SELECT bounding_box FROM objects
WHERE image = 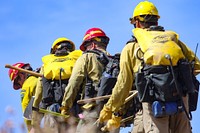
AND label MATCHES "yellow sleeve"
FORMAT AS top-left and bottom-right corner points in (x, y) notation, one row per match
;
(62, 52), (104, 109)
(32, 68), (43, 108)
(61, 55), (86, 108)
(31, 67), (43, 126)
(106, 42), (140, 112)
(21, 76), (37, 112)
(178, 40), (200, 71)
(20, 76), (37, 132)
